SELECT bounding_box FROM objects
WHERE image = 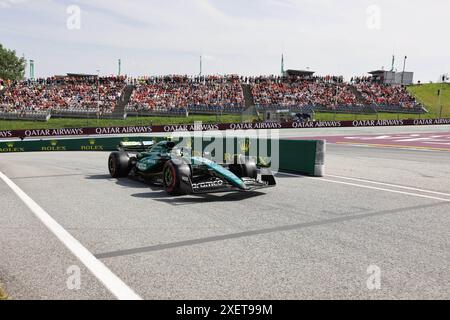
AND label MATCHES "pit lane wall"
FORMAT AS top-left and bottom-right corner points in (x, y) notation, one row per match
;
(0, 137), (325, 177)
